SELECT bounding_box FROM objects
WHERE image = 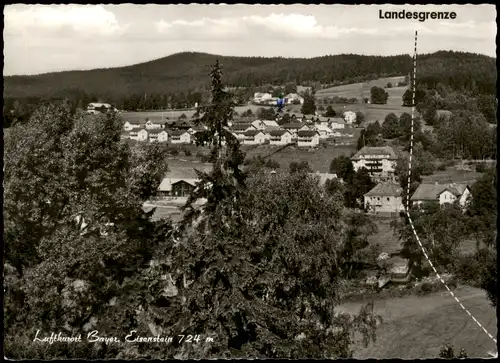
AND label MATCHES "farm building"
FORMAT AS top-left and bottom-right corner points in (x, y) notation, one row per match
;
(297, 130), (320, 147)
(330, 117), (346, 130)
(269, 129), (293, 146)
(86, 102), (116, 114)
(168, 130), (191, 144)
(243, 130), (269, 145)
(232, 123), (257, 140)
(410, 182), (471, 207)
(164, 120), (192, 130)
(157, 177), (199, 198)
(351, 146), (397, 181)
(148, 129), (169, 143)
(251, 119), (267, 130)
(253, 92), (273, 103)
(129, 128), (149, 141)
(364, 182), (404, 214)
(284, 93), (304, 104)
